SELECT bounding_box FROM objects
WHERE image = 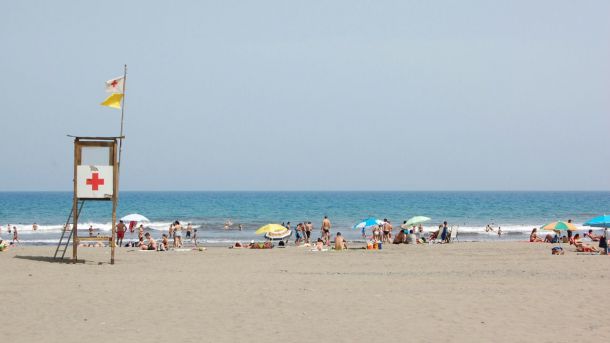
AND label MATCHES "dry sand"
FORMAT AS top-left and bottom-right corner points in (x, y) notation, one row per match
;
(1, 242), (609, 343)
